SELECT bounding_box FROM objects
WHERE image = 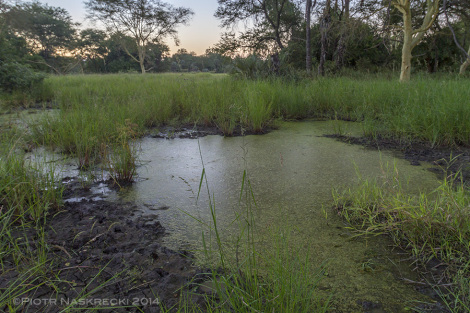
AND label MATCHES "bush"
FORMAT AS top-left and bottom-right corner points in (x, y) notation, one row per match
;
(0, 61), (45, 93)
